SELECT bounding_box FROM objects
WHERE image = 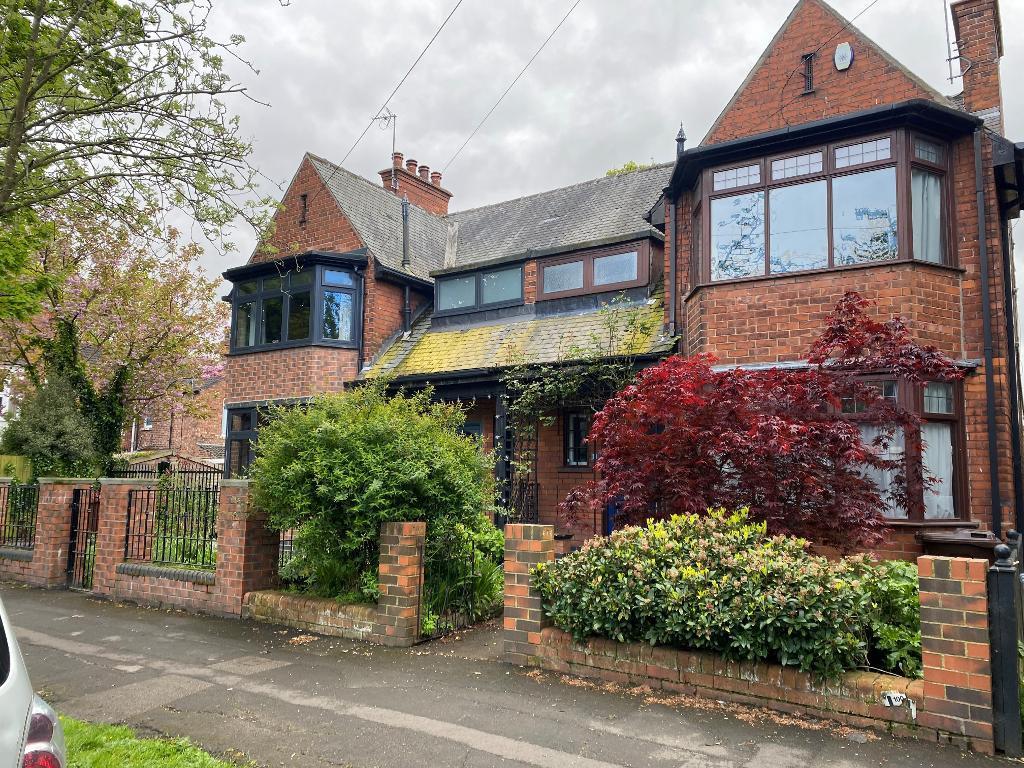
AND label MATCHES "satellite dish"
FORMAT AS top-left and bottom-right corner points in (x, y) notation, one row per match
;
(834, 42), (854, 71)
